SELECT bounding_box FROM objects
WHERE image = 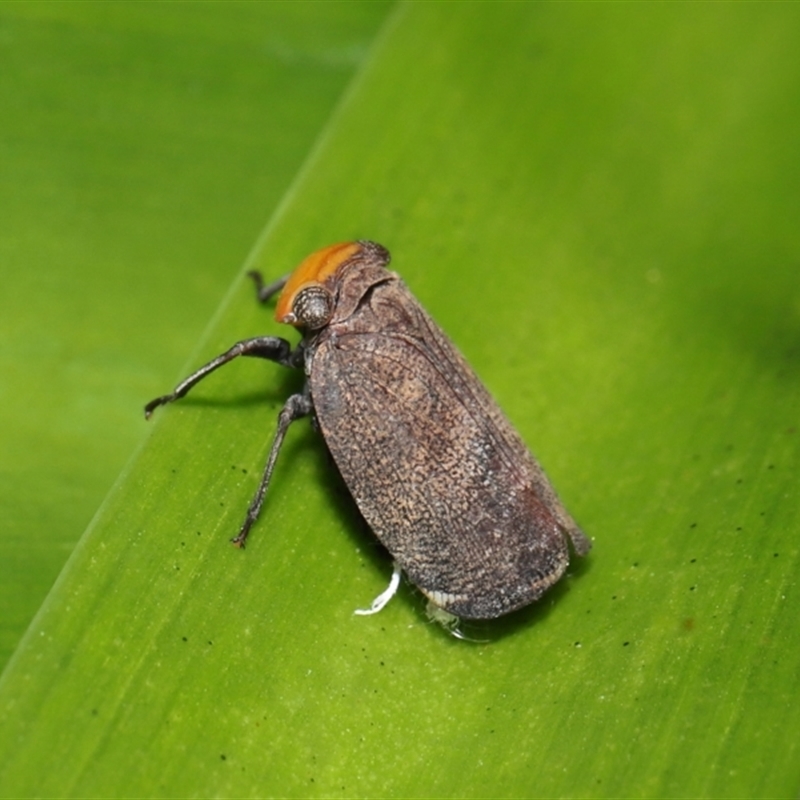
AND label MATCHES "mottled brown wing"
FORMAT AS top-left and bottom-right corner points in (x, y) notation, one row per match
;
(310, 277), (587, 619)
